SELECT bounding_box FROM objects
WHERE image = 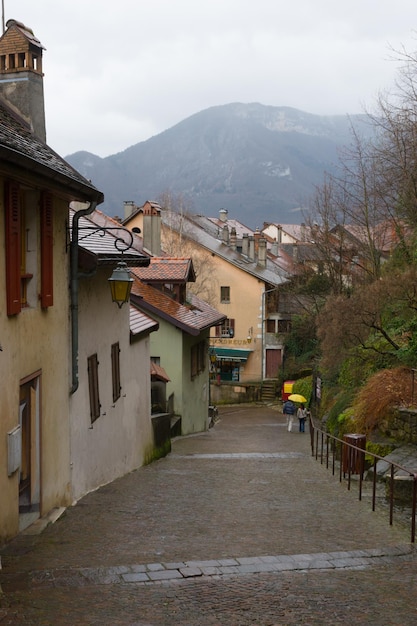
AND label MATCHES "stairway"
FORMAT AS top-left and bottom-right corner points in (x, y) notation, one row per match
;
(261, 380), (277, 403)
